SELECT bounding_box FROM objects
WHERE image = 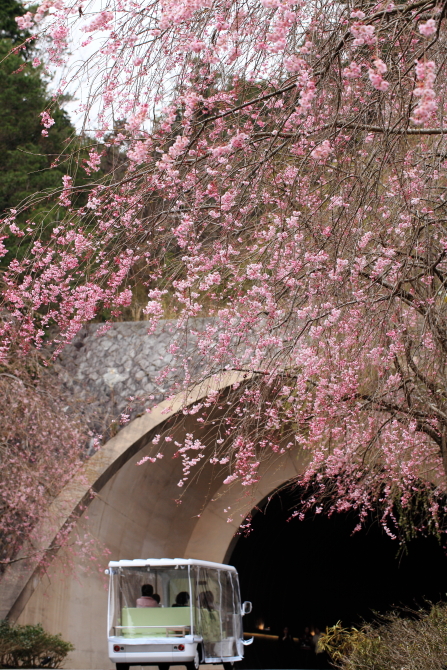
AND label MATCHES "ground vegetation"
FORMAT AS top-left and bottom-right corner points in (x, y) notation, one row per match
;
(319, 603), (447, 670)
(0, 619), (74, 668)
